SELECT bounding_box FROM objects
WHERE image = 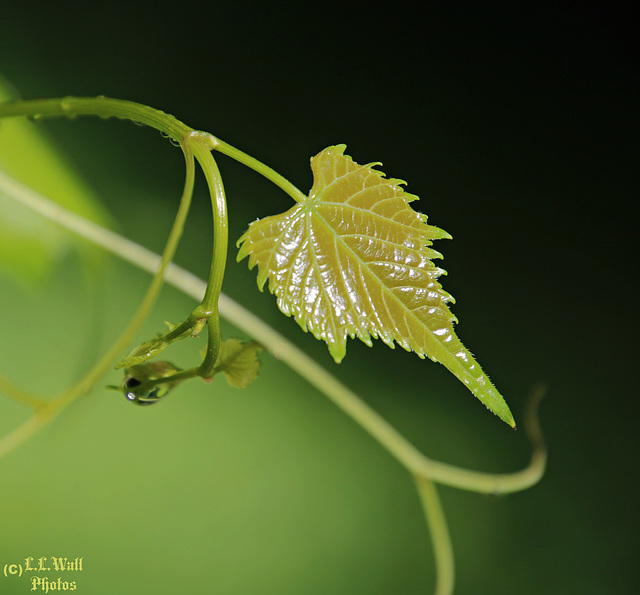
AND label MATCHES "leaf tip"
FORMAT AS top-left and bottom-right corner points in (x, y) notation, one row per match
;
(505, 411), (517, 429)
(328, 341), (347, 364)
(480, 385), (516, 428)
